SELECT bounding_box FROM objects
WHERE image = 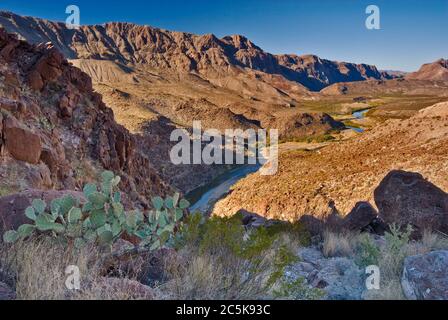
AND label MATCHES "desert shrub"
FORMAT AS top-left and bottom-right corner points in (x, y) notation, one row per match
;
(382, 224), (413, 276)
(165, 213), (301, 300)
(273, 277), (325, 300)
(0, 185), (18, 197)
(3, 171), (189, 253)
(198, 215), (246, 255)
(175, 211), (204, 248)
(385, 224), (412, 254)
(363, 224), (413, 300)
(267, 244), (299, 287)
(307, 134), (336, 143)
(38, 116), (55, 131)
(264, 222), (311, 247)
(355, 233), (380, 267)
